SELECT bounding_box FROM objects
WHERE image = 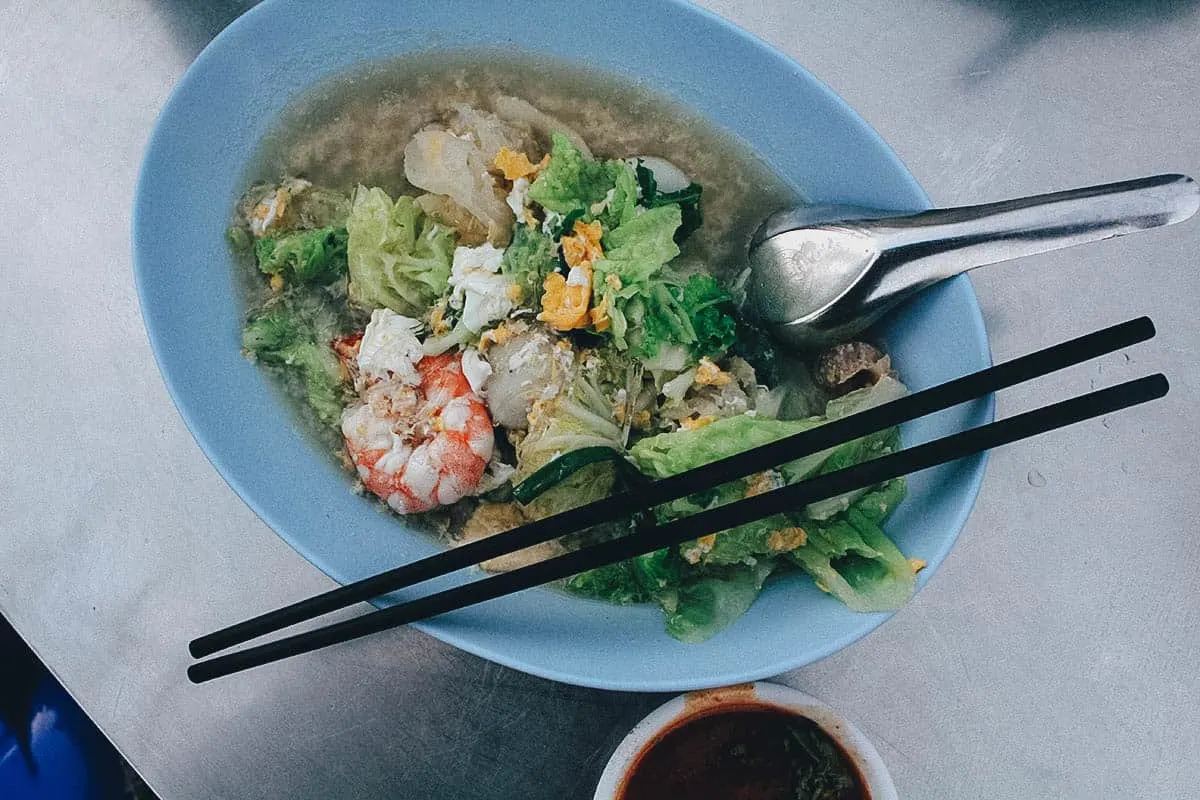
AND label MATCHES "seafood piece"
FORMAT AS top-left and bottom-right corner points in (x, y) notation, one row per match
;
(340, 312), (495, 513)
